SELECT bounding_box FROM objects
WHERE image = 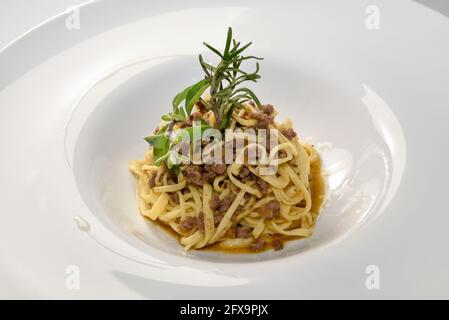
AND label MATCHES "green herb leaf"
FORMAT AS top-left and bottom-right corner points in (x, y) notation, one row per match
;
(144, 133), (167, 148)
(184, 79), (210, 115)
(172, 124), (211, 145)
(202, 42), (223, 58)
(167, 27), (263, 131)
(144, 133), (170, 166)
(223, 27), (233, 58)
(161, 114), (172, 121)
(172, 85), (193, 111)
